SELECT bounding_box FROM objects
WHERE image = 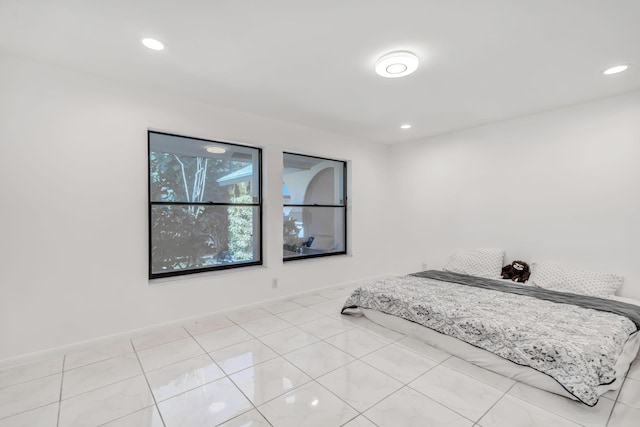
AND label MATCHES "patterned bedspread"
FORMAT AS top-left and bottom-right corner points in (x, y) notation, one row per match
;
(342, 274), (638, 406)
